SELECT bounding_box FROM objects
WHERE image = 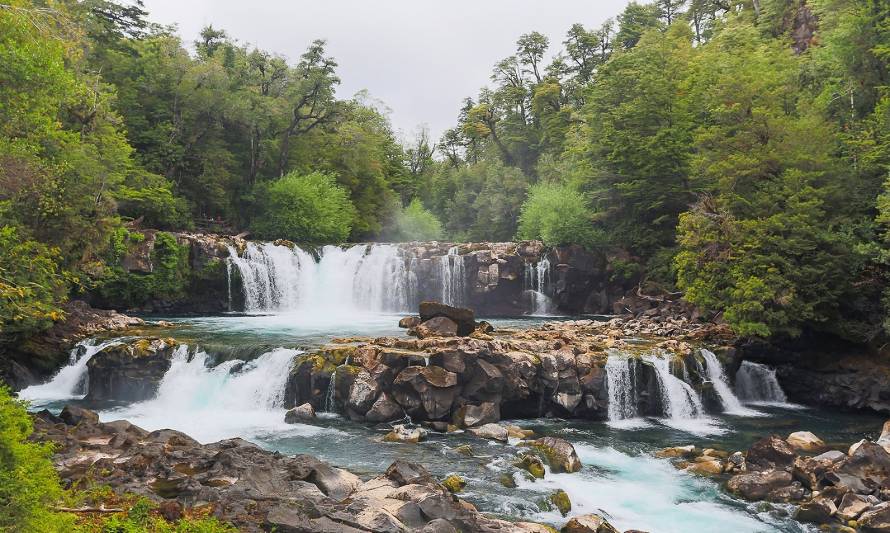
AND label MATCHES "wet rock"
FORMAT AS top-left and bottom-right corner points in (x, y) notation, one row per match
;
(366, 392), (403, 422)
(414, 317), (459, 339)
(530, 437), (582, 473)
(346, 369), (381, 413)
(515, 453), (546, 479)
(655, 445), (697, 459)
(453, 402), (500, 428)
(383, 424), (427, 444)
(837, 441), (890, 482)
(745, 435), (796, 471)
(385, 460), (435, 486)
(795, 496), (837, 524)
(399, 316), (422, 329)
(766, 481), (806, 503)
(786, 431), (826, 453)
(686, 459), (724, 476)
(85, 338), (178, 402)
(419, 301), (475, 336)
(284, 403), (316, 423)
(859, 502), (890, 531)
(727, 470), (793, 500)
(59, 405), (99, 426)
(792, 450), (847, 490)
(561, 514), (620, 533)
(550, 489), (572, 517)
(468, 423), (509, 442)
